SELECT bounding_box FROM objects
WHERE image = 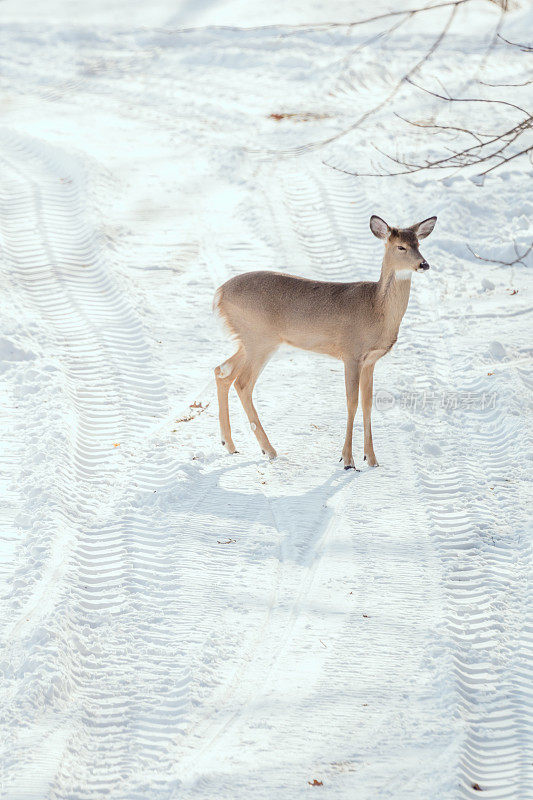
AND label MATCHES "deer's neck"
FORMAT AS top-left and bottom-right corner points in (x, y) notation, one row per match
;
(376, 260), (412, 335)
